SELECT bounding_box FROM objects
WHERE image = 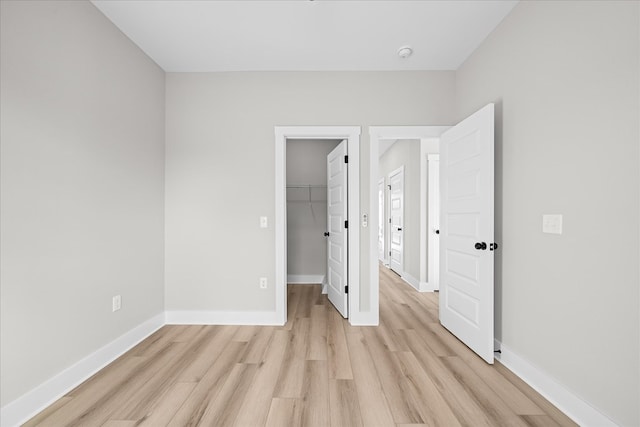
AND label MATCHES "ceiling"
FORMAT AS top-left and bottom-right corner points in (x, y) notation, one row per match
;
(91, 0), (518, 72)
